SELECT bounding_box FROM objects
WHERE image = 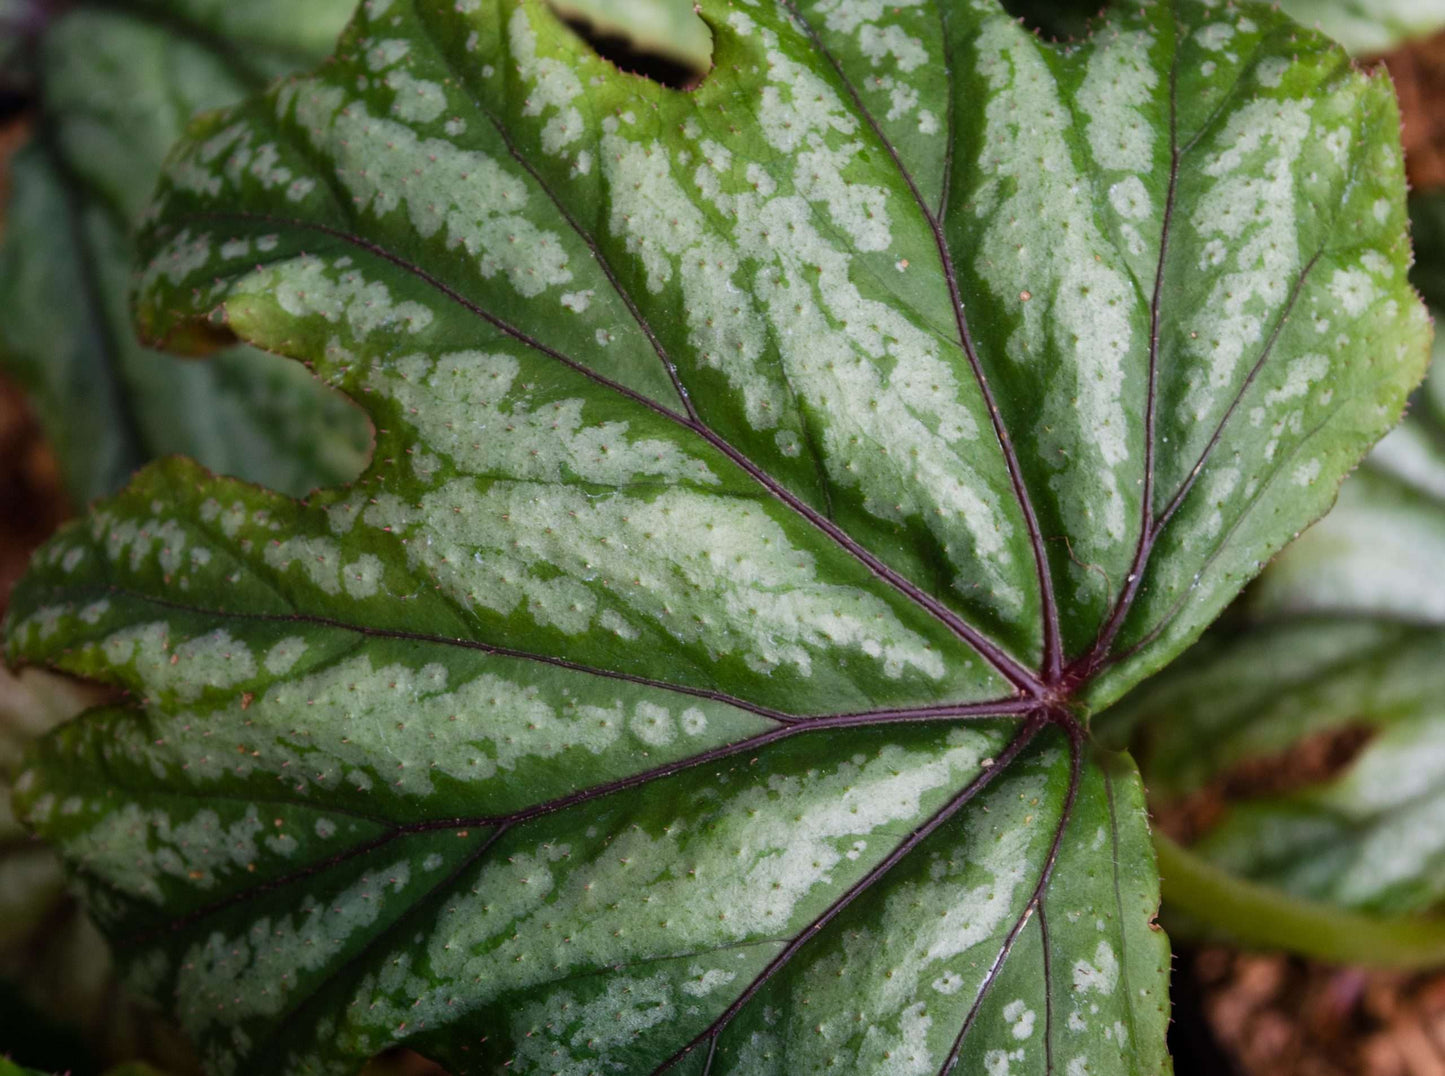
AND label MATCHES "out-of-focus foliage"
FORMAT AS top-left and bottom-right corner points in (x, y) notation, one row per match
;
(0, 0), (371, 506)
(1276, 0), (1445, 54)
